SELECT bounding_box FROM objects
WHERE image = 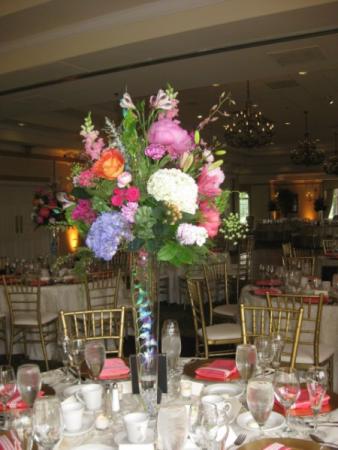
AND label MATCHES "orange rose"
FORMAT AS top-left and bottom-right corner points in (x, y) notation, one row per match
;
(92, 148), (124, 180)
